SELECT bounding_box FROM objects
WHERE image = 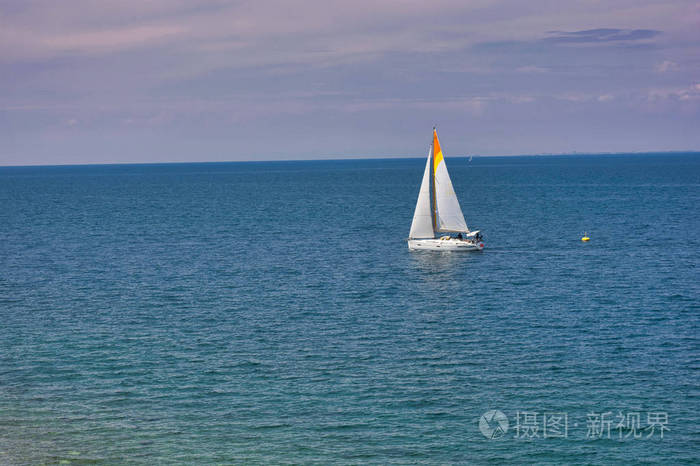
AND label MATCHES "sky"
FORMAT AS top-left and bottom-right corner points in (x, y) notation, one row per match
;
(1, 0), (699, 165)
